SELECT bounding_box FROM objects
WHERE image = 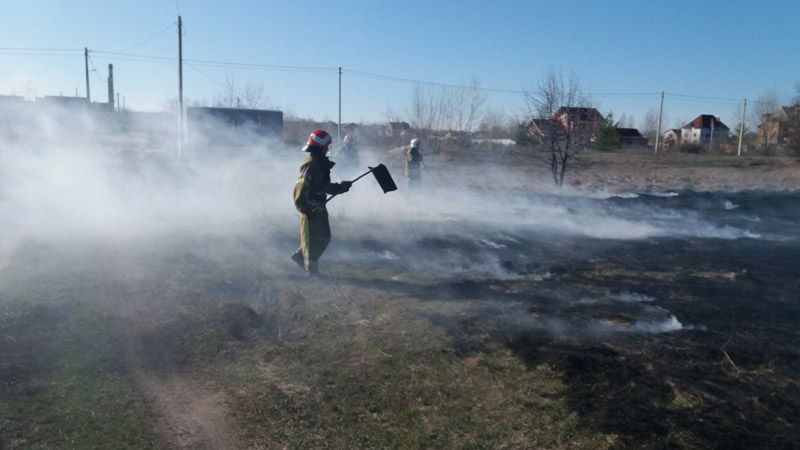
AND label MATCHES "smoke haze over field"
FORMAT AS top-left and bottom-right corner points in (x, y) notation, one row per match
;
(3, 108), (799, 344)
(0, 108), (789, 253)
